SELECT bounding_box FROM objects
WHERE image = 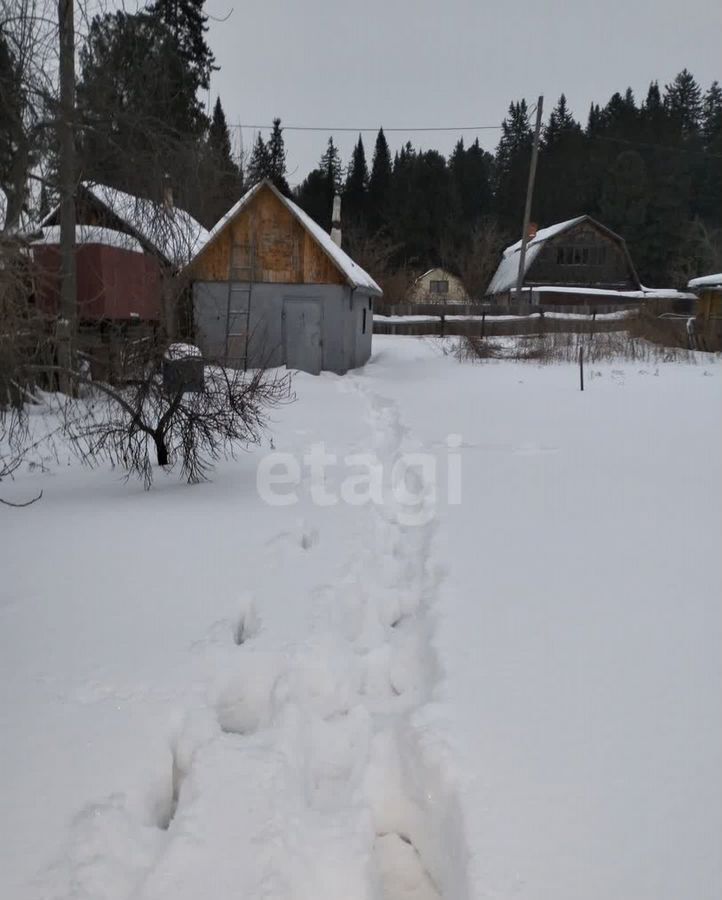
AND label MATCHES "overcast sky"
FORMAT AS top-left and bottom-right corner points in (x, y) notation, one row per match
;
(203, 0), (721, 187)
